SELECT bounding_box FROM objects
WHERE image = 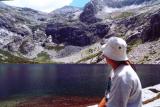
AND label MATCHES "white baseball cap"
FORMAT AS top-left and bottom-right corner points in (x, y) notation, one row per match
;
(101, 37), (128, 61)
